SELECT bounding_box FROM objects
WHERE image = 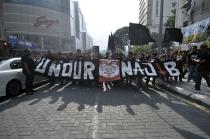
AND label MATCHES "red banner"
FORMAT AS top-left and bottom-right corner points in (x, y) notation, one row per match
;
(99, 59), (121, 82)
